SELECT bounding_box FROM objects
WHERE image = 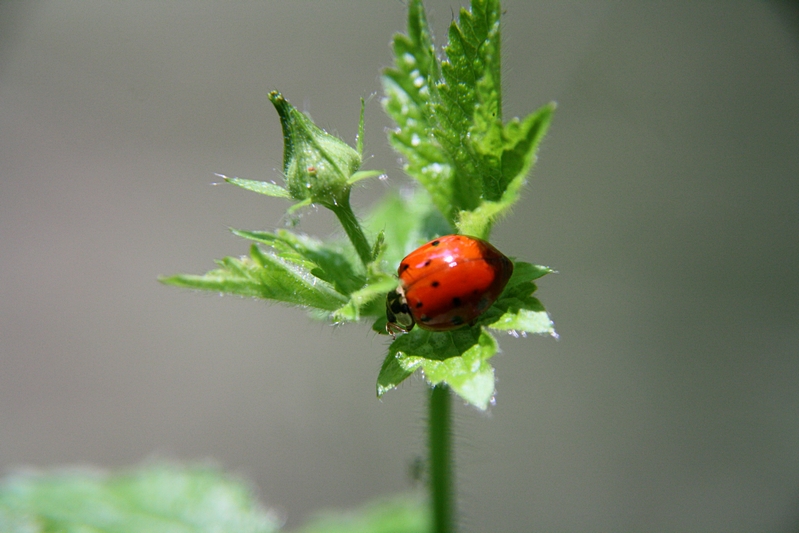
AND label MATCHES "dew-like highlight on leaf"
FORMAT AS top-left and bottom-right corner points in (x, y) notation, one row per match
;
(421, 163), (445, 175)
